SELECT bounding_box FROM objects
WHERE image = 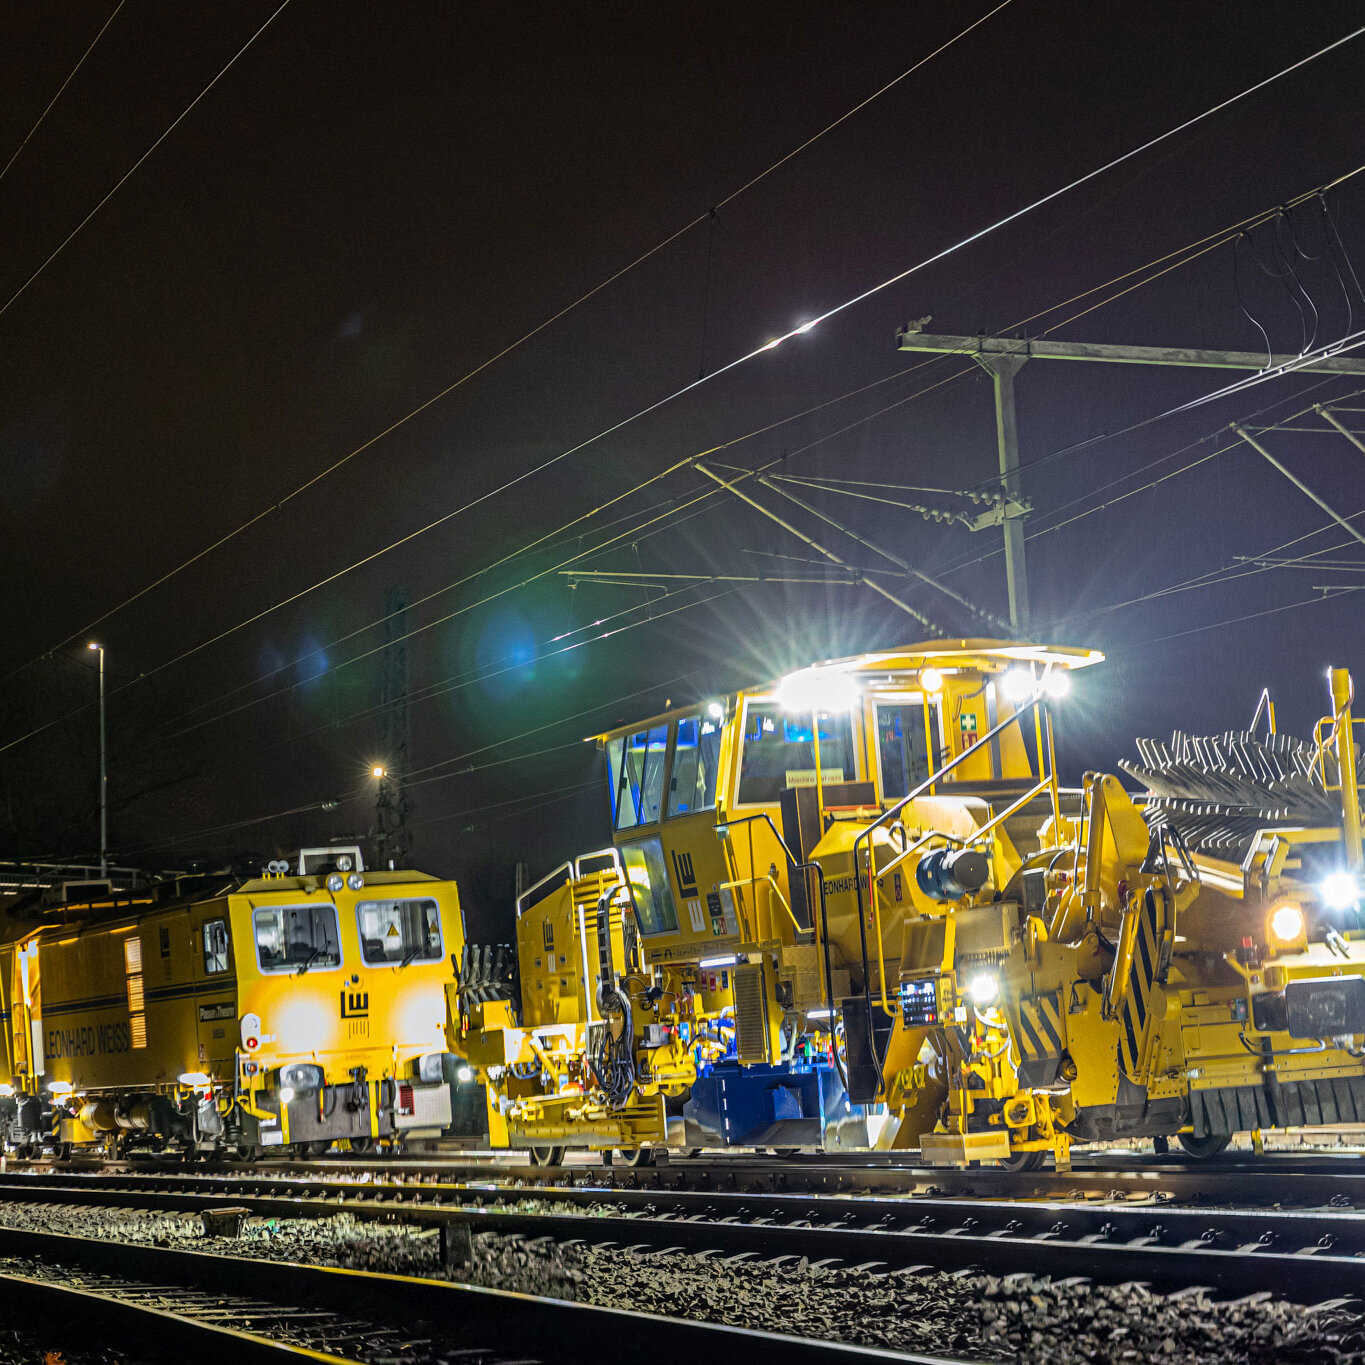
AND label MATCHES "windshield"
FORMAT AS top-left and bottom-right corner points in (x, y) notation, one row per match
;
(736, 701), (856, 804)
(356, 897), (443, 966)
(253, 904), (341, 974)
(667, 713), (722, 817)
(607, 723), (669, 829)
